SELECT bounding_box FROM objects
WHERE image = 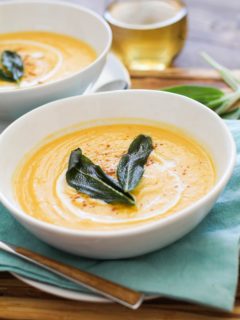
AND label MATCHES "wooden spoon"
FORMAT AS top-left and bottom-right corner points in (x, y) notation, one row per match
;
(0, 241), (144, 309)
